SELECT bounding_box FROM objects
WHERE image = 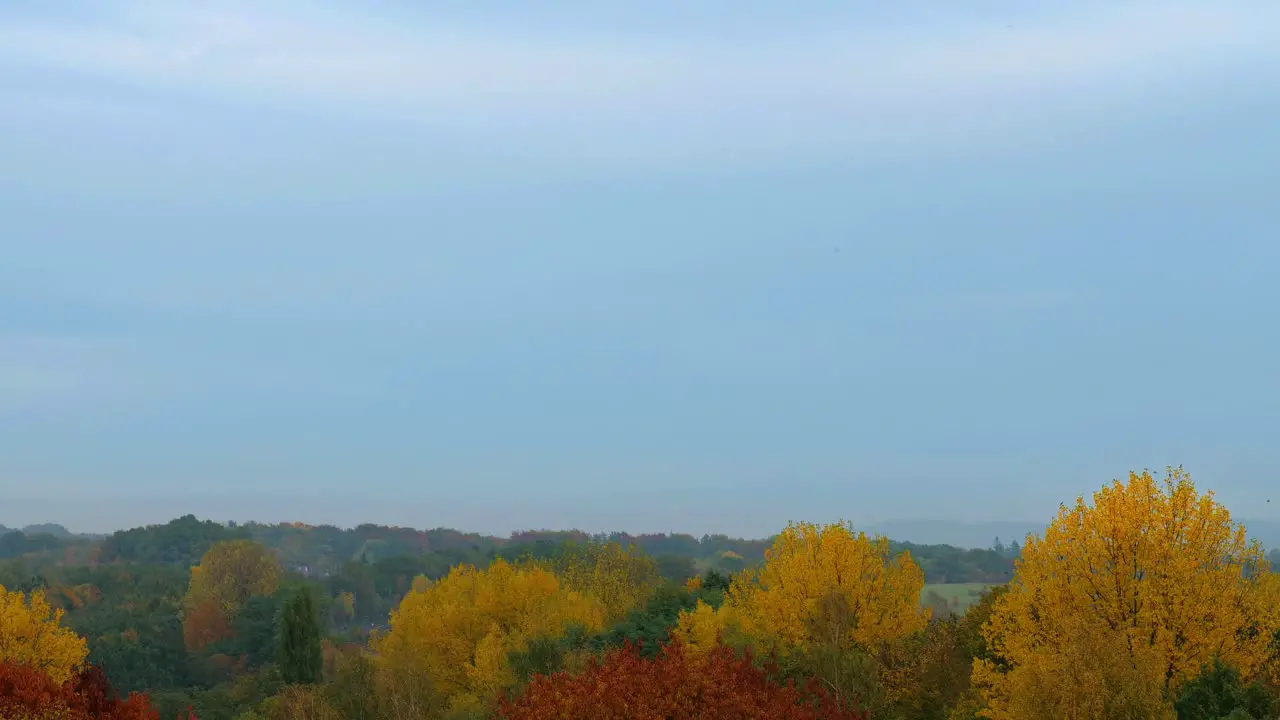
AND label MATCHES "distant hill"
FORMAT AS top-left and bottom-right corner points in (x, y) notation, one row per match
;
(10, 515), (1279, 553)
(861, 520), (1048, 551)
(20, 523), (74, 538)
